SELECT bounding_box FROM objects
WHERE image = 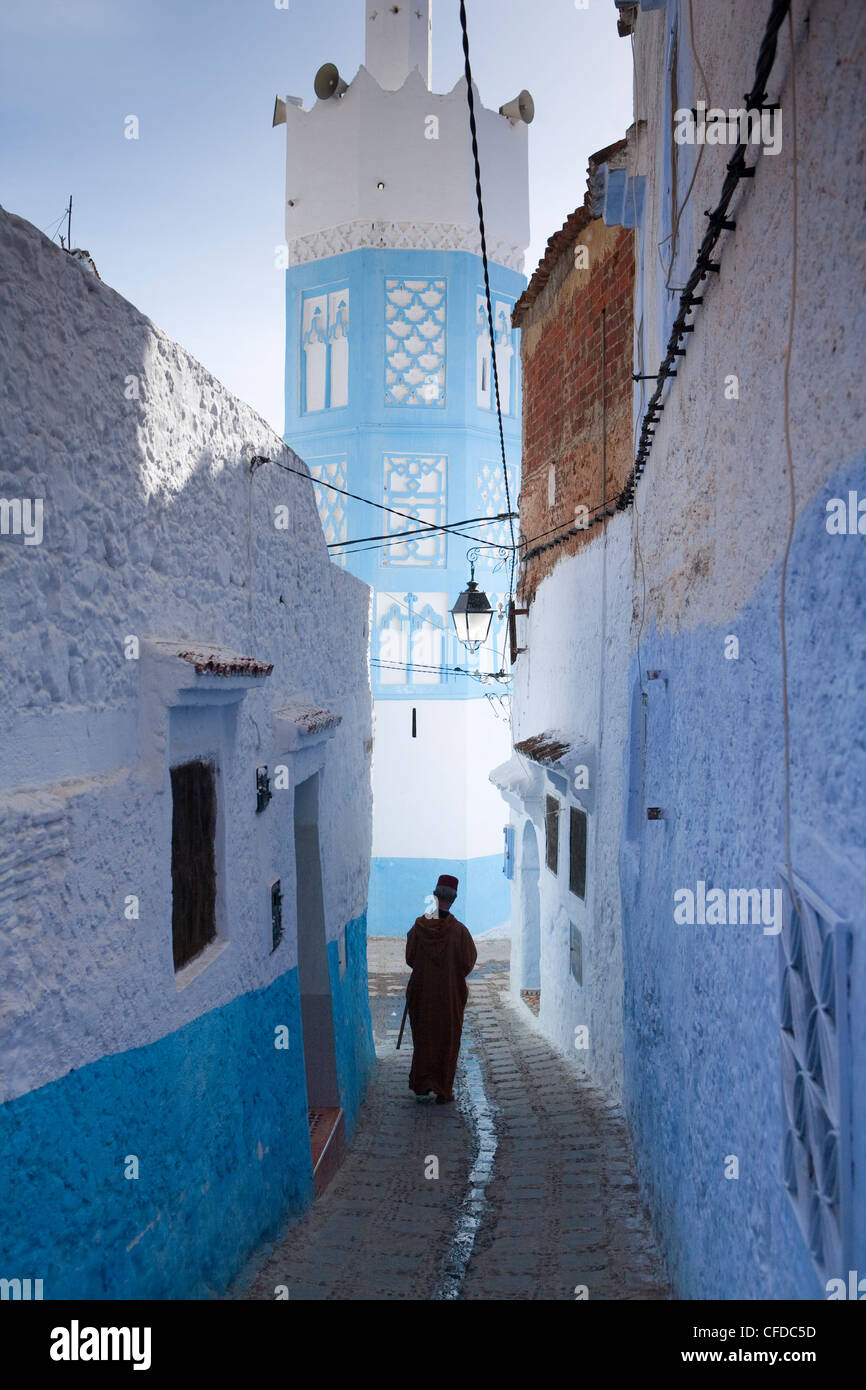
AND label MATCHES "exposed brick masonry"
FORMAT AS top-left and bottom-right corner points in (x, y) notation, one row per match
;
(515, 212), (634, 602)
